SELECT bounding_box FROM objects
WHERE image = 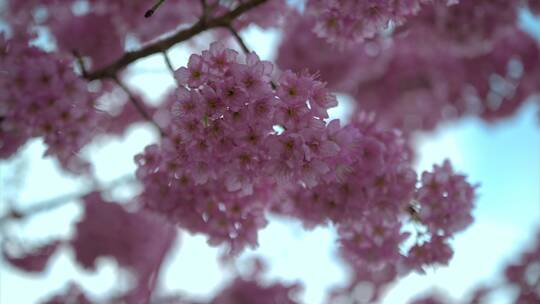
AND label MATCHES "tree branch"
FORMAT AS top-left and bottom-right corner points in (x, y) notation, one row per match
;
(72, 50), (88, 78)
(227, 25), (250, 54)
(200, 0), (208, 18)
(112, 76), (167, 137)
(162, 51), (176, 78)
(0, 175), (135, 225)
(145, 0), (167, 18)
(85, 0), (267, 81)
